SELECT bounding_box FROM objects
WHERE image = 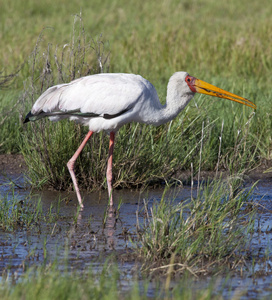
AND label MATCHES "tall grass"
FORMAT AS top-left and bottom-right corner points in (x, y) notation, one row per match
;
(1, 0), (272, 188)
(15, 14), (262, 191)
(0, 91), (22, 153)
